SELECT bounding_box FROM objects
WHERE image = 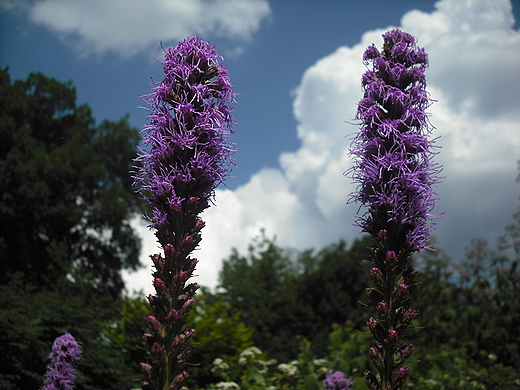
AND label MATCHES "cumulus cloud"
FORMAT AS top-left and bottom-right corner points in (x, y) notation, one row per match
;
(403, 0), (520, 119)
(124, 0), (520, 294)
(26, 0), (271, 58)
